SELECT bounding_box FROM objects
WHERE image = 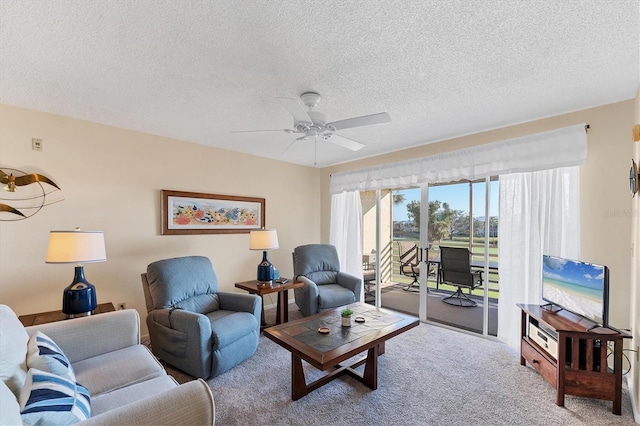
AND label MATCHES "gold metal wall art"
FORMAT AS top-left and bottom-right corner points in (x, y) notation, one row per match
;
(631, 159), (639, 198)
(0, 167), (63, 221)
